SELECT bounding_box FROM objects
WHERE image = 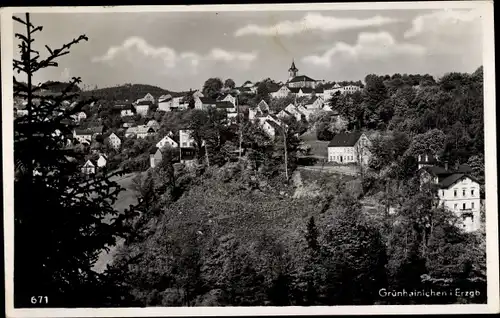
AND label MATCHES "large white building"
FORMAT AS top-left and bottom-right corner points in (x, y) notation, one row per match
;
(327, 132), (371, 166)
(418, 163), (481, 232)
